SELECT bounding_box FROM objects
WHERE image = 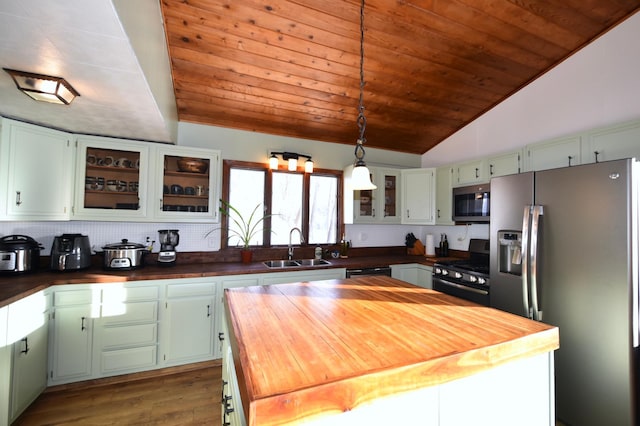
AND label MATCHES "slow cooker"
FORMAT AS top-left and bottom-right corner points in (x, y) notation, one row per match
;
(0, 235), (43, 274)
(101, 239), (147, 270)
